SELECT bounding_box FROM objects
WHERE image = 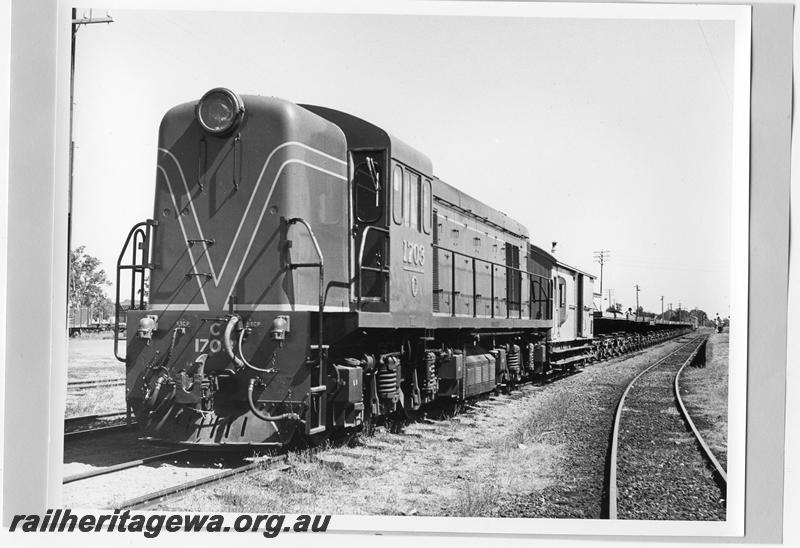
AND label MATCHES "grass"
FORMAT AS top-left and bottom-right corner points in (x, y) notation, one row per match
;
(66, 338), (126, 418)
(680, 333), (729, 463)
(65, 385), (126, 418)
(165, 390), (563, 517)
(448, 481), (502, 517)
(497, 389), (572, 451)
